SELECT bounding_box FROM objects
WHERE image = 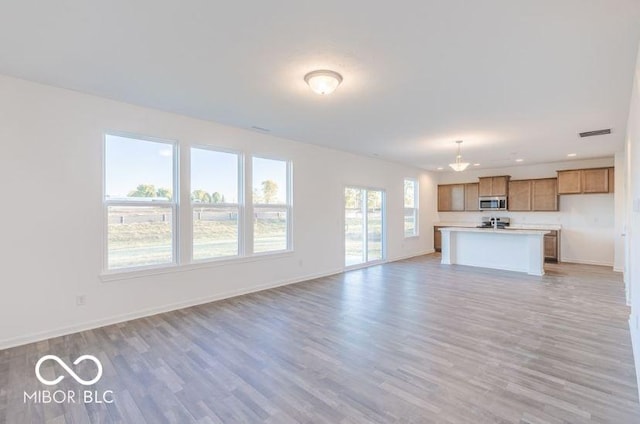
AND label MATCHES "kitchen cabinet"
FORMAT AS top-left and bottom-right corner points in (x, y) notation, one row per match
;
(464, 183), (479, 211)
(557, 170), (582, 194)
(434, 226), (442, 251)
(532, 178), (558, 211)
(582, 168), (609, 193)
(478, 176), (510, 196)
(507, 178), (558, 211)
(437, 184), (465, 211)
(434, 224), (468, 251)
(508, 180), (532, 211)
(609, 167), (615, 193)
(544, 230), (559, 262)
(557, 167), (613, 194)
